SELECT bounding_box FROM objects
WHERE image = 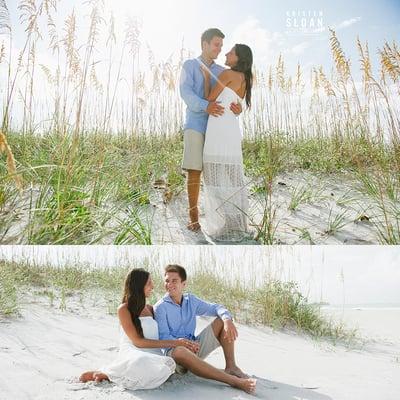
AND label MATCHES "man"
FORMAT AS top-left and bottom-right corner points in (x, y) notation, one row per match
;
(154, 264), (256, 394)
(180, 28), (242, 232)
